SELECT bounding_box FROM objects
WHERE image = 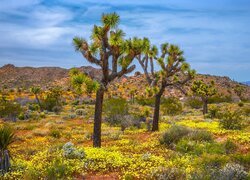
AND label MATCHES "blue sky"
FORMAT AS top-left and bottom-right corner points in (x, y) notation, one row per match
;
(0, 0), (250, 81)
